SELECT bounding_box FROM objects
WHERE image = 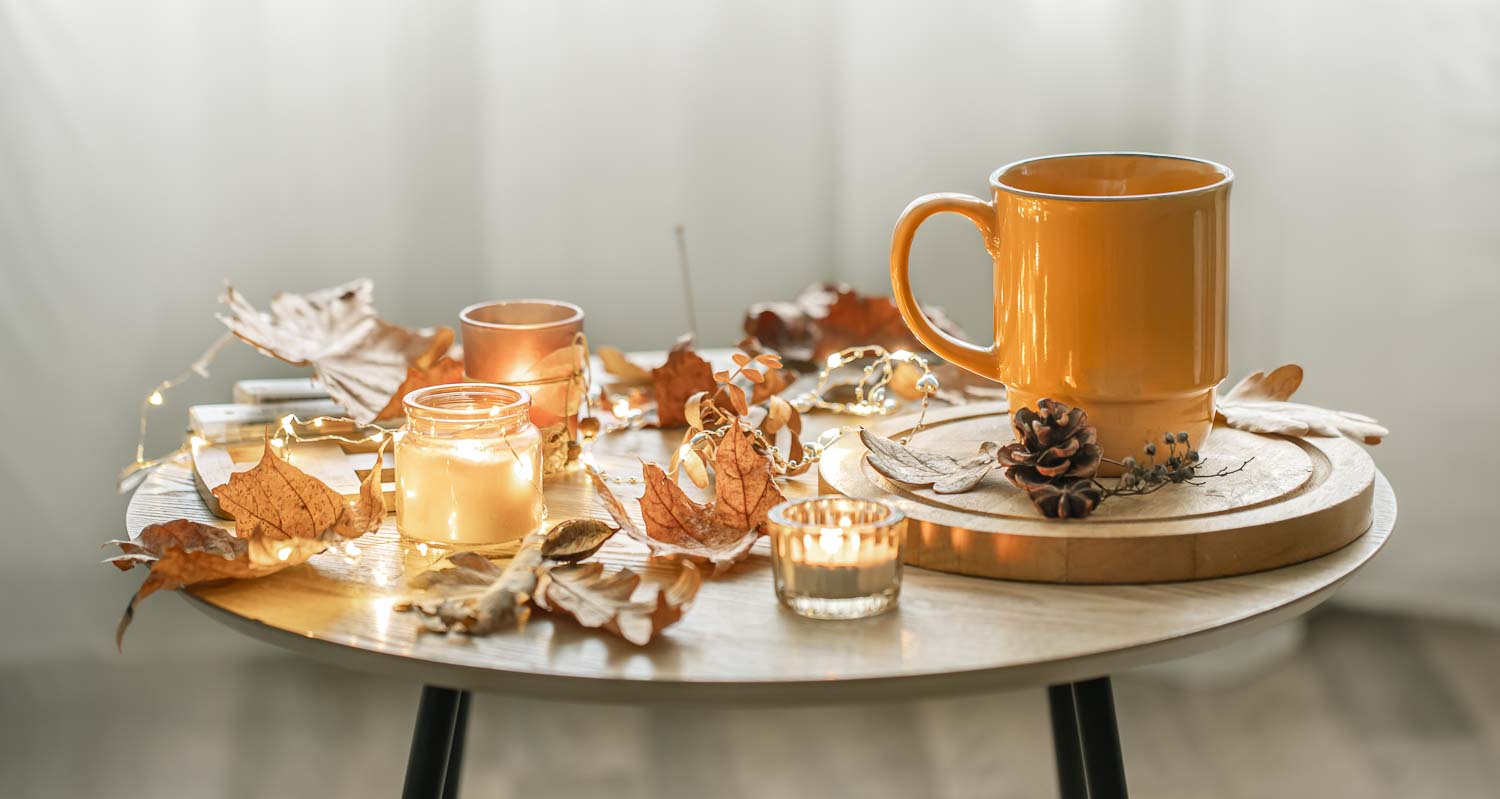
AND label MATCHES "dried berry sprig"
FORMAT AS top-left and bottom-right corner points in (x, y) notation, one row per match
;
(1096, 431), (1252, 499)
